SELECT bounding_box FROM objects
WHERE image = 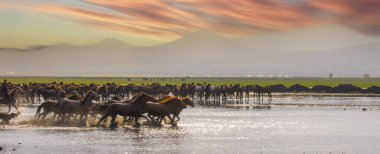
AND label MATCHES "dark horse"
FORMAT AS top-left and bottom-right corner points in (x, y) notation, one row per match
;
(35, 100), (58, 120)
(144, 96), (194, 126)
(254, 85), (272, 101)
(170, 97), (194, 124)
(55, 91), (100, 122)
(0, 87), (23, 113)
(37, 88), (57, 102)
(97, 93), (158, 128)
